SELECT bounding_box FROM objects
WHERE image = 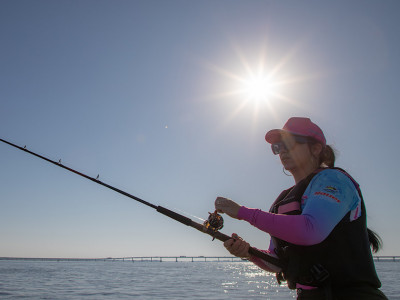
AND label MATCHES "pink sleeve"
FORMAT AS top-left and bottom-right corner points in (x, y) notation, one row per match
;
(237, 206), (320, 245)
(242, 169), (360, 245)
